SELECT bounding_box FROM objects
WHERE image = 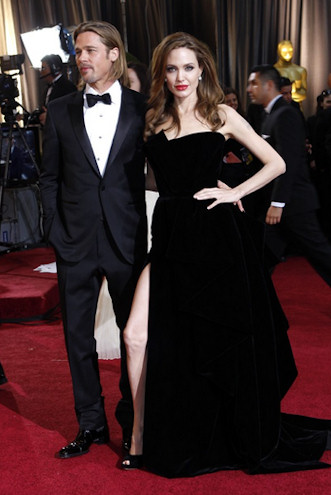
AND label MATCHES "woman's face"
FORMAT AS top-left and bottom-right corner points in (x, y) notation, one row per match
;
(224, 92), (238, 110)
(128, 68), (141, 93)
(165, 47), (202, 100)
